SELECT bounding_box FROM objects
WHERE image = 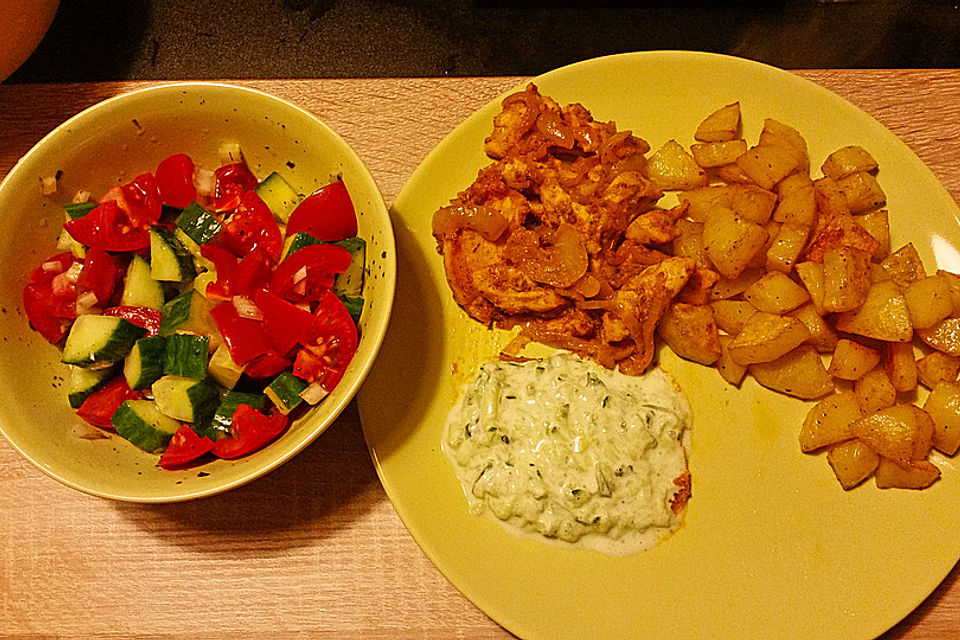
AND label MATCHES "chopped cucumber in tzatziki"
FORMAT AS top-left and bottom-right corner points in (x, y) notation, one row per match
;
(443, 353), (691, 556)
